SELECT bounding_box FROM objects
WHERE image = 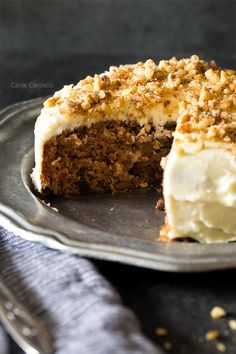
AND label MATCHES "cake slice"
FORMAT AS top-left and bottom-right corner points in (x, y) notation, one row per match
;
(32, 56), (236, 243)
